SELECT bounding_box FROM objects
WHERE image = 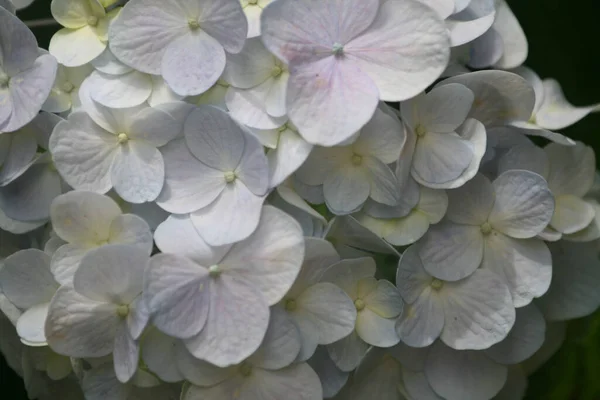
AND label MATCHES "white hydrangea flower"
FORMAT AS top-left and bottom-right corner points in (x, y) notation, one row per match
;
(440, 70), (575, 145)
(49, 0), (120, 67)
(109, 0), (248, 96)
(322, 257), (404, 371)
(295, 108), (405, 215)
(48, 191), (153, 284)
(357, 186), (448, 246)
(0, 7), (58, 132)
(224, 38), (289, 129)
(261, 0), (450, 145)
(45, 244), (150, 383)
(50, 97), (181, 203)
(42, 64), (93, 113)
(146, 206), (304, 367)
(418, 171), (554, 307)
(278, 238), (356, 362)
(400, 84), (486, 189)
(0, 249), (59, 346)
(177, 306), (322, 400)
(157, 106), (269, 245)
(396, 245), (515, 350)
(497, 142), (596, 238)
